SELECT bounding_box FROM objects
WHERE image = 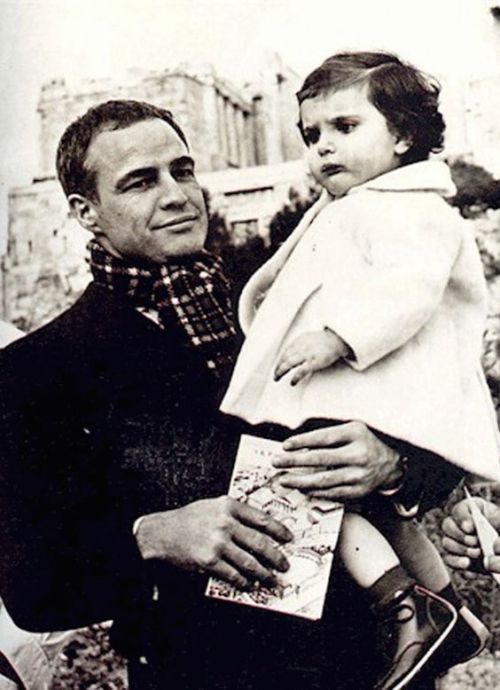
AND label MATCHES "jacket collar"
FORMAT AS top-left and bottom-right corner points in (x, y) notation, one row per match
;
(347, 160), (456, 197)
